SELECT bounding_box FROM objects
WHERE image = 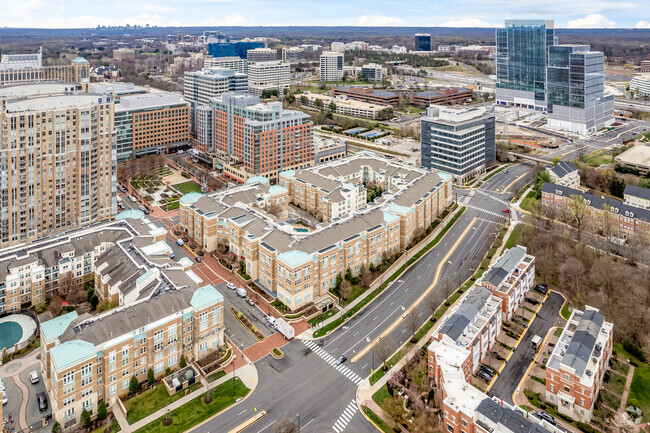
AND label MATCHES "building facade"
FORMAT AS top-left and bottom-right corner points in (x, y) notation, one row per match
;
(331, 86), (400, 106)
(112, 48), (135, 62)
(0, 84), (116, 248)
(282, 47), (304, 63)
(495, 20), (556, 110)
(421, 105), (496, 183)
(545, 307), (613, 422)
(629, 74), (650, 99)
(360, 64), (383, 82)
(624, 184), (650, 210)
(208, 41), (264, 59)
(320, 51), (344, 82)
(247, 48), (276, 62)
(247, 61), (290, 96)
(410, 88), (473, 107)
(547, 161), (580, 188)
(203, 56), (248, 74)
(0, 50), (90, 87)
(414, 33), (431, 51)
(114, 93), (190, 161)
(300, 92), (391, 120)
